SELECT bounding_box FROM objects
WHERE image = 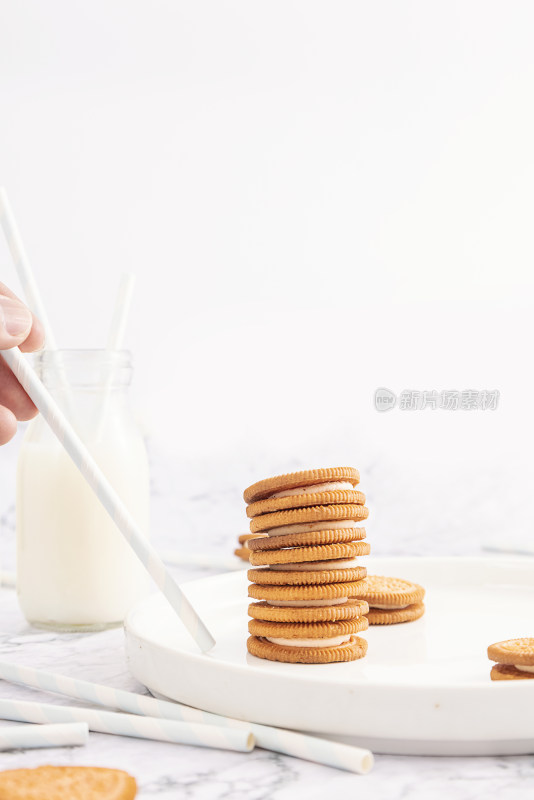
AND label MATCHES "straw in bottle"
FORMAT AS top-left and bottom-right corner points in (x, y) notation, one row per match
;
(2, 346), (215, 653)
